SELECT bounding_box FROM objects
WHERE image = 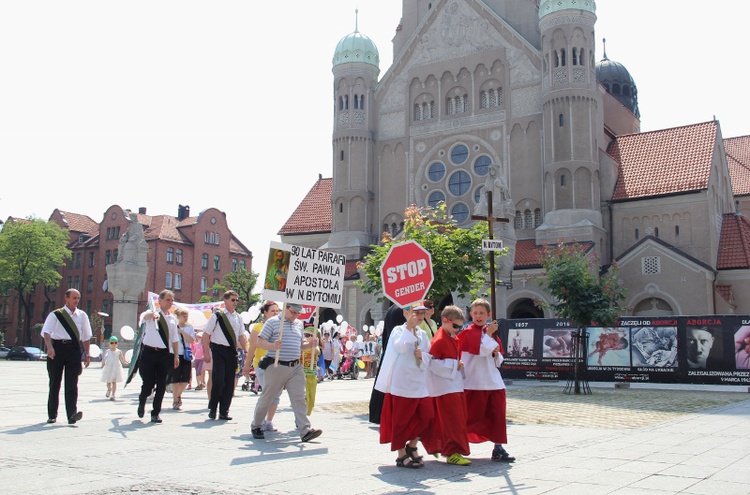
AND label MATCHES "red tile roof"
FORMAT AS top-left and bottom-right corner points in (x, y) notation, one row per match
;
(717, 213), (750, 269)
(609, 121), (718, 200)
(57, 211), (99, 235)
(513, 239), (595, 269)
(725, 135), (750, 196)
(715, 284), (735, 306)
(279, 178), (332, 235)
